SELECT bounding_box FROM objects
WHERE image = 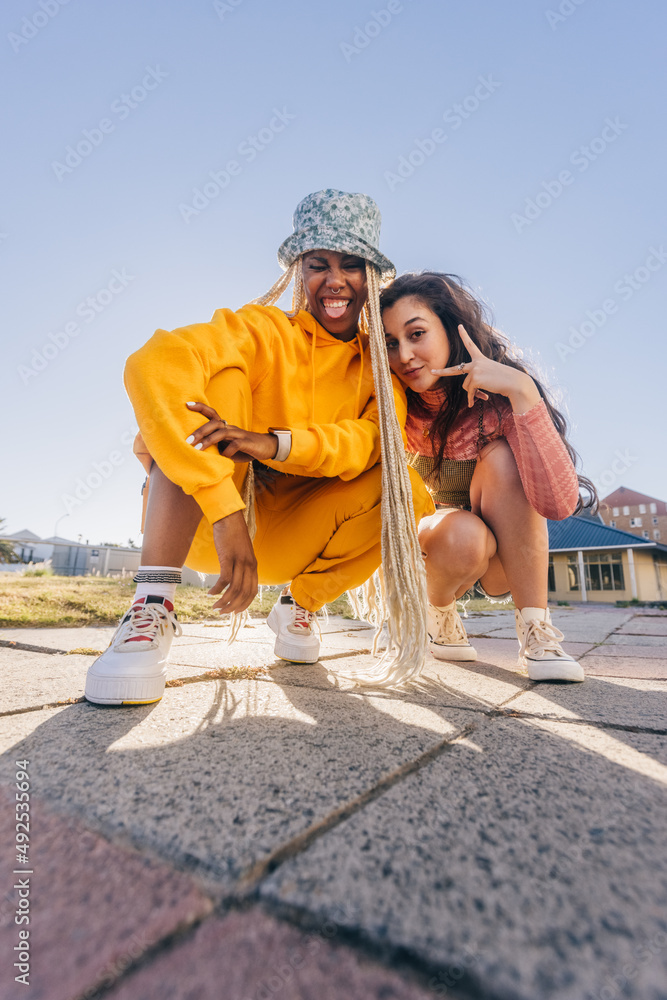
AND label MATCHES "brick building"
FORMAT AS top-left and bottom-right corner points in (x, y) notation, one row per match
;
(600, 487), (667, 542)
